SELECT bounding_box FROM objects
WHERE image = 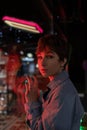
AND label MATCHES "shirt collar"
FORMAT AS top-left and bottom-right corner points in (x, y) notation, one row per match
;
(47, 71), (69, 90)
